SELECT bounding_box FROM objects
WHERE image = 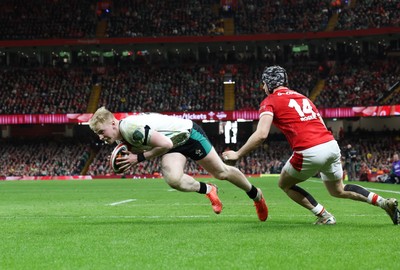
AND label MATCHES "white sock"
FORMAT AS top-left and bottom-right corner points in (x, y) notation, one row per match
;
(205, 184), (213, 194)
(367, 192), (385, 207)
(311, 204), (325, 216)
